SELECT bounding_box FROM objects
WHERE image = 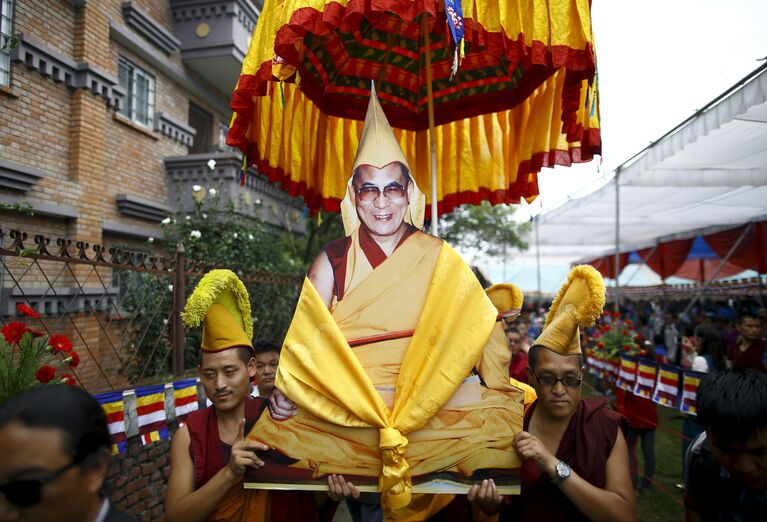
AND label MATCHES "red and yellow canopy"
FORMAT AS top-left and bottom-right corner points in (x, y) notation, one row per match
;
(229, 0), (601, 216)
